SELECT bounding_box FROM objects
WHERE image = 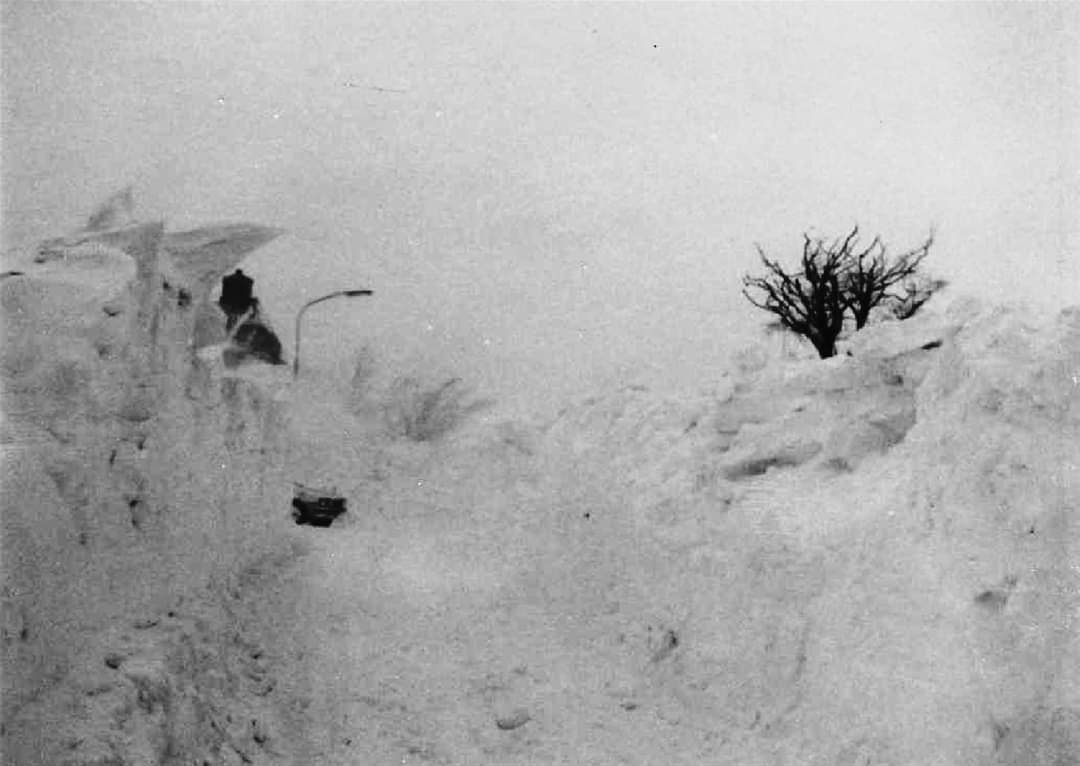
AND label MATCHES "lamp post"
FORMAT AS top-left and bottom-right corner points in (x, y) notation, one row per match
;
(293, 289), (374, 378)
